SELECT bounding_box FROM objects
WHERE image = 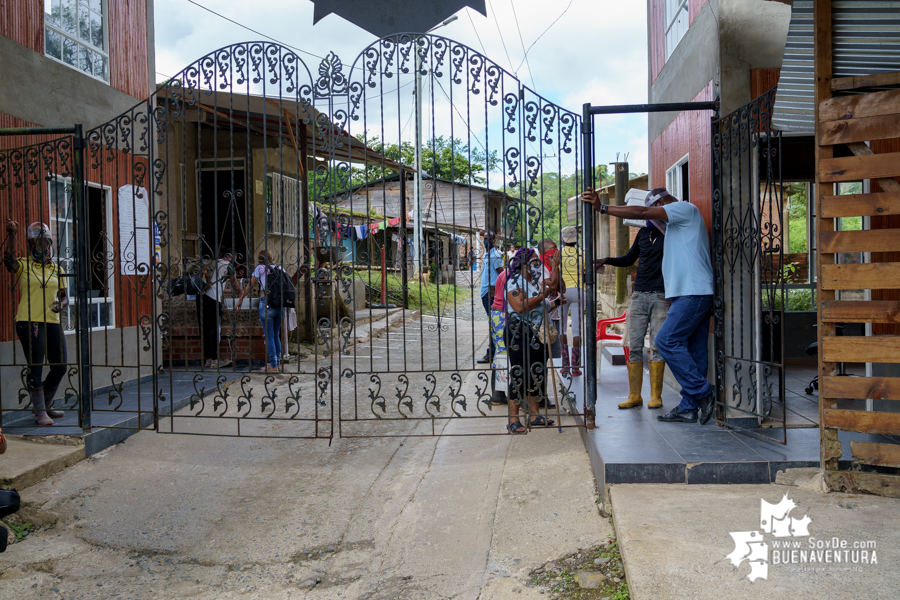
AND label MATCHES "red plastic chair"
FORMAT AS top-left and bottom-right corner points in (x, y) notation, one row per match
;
(597, 311), (629, 380)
